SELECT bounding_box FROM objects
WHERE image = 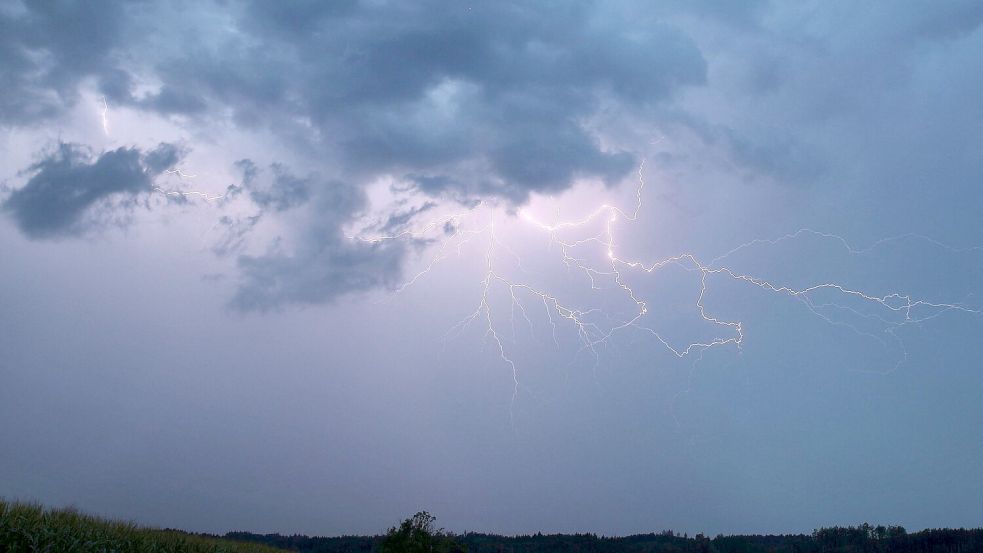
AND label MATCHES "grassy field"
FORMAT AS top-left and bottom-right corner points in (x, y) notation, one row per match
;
(0, 499), (286, 553)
